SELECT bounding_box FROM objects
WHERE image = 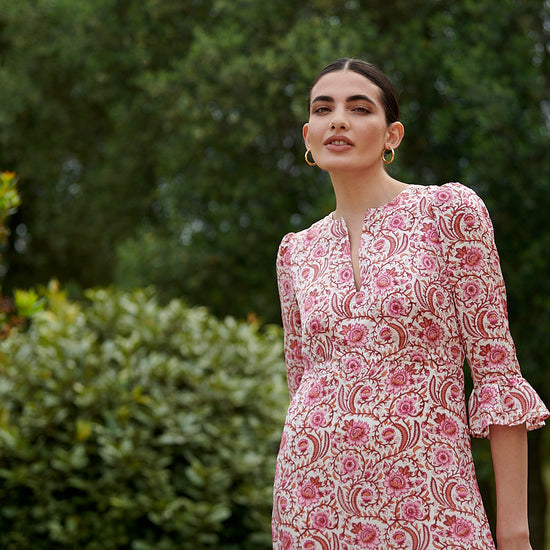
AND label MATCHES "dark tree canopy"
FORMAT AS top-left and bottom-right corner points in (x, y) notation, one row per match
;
(1, 0), (550, 544)
(1, 0), (549, 322)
